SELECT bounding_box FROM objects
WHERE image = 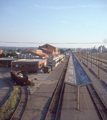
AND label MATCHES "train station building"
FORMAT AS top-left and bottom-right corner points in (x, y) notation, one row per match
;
(38, 44), (60, 56)
(11, 59), (47, 73)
